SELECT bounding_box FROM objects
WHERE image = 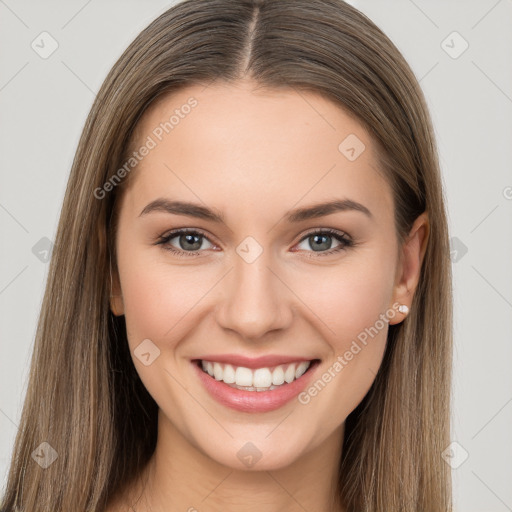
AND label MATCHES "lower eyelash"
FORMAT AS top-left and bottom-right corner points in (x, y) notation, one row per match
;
(299, 229), (353, 258)
(156, 229), (353, 258)
(156, 229), (209, 258)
